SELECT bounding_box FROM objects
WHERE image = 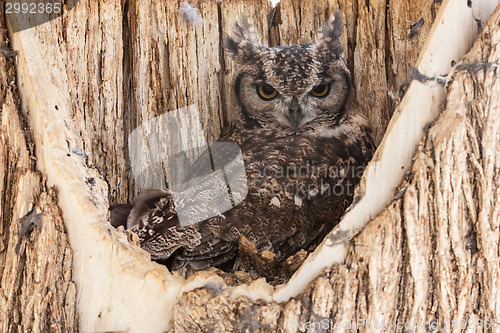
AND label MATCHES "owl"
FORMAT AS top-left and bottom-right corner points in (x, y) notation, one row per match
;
(111, 12), (374, 276)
